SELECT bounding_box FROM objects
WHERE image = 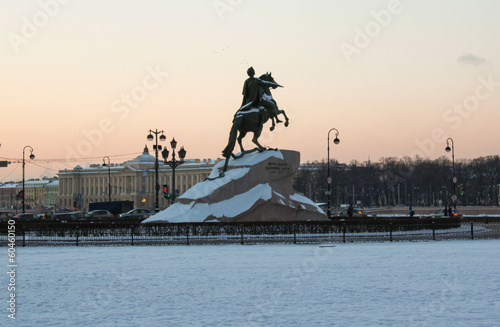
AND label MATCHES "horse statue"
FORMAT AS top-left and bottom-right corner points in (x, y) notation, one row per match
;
(260, 73), (289, 132)
(221, 72), (289, 174)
